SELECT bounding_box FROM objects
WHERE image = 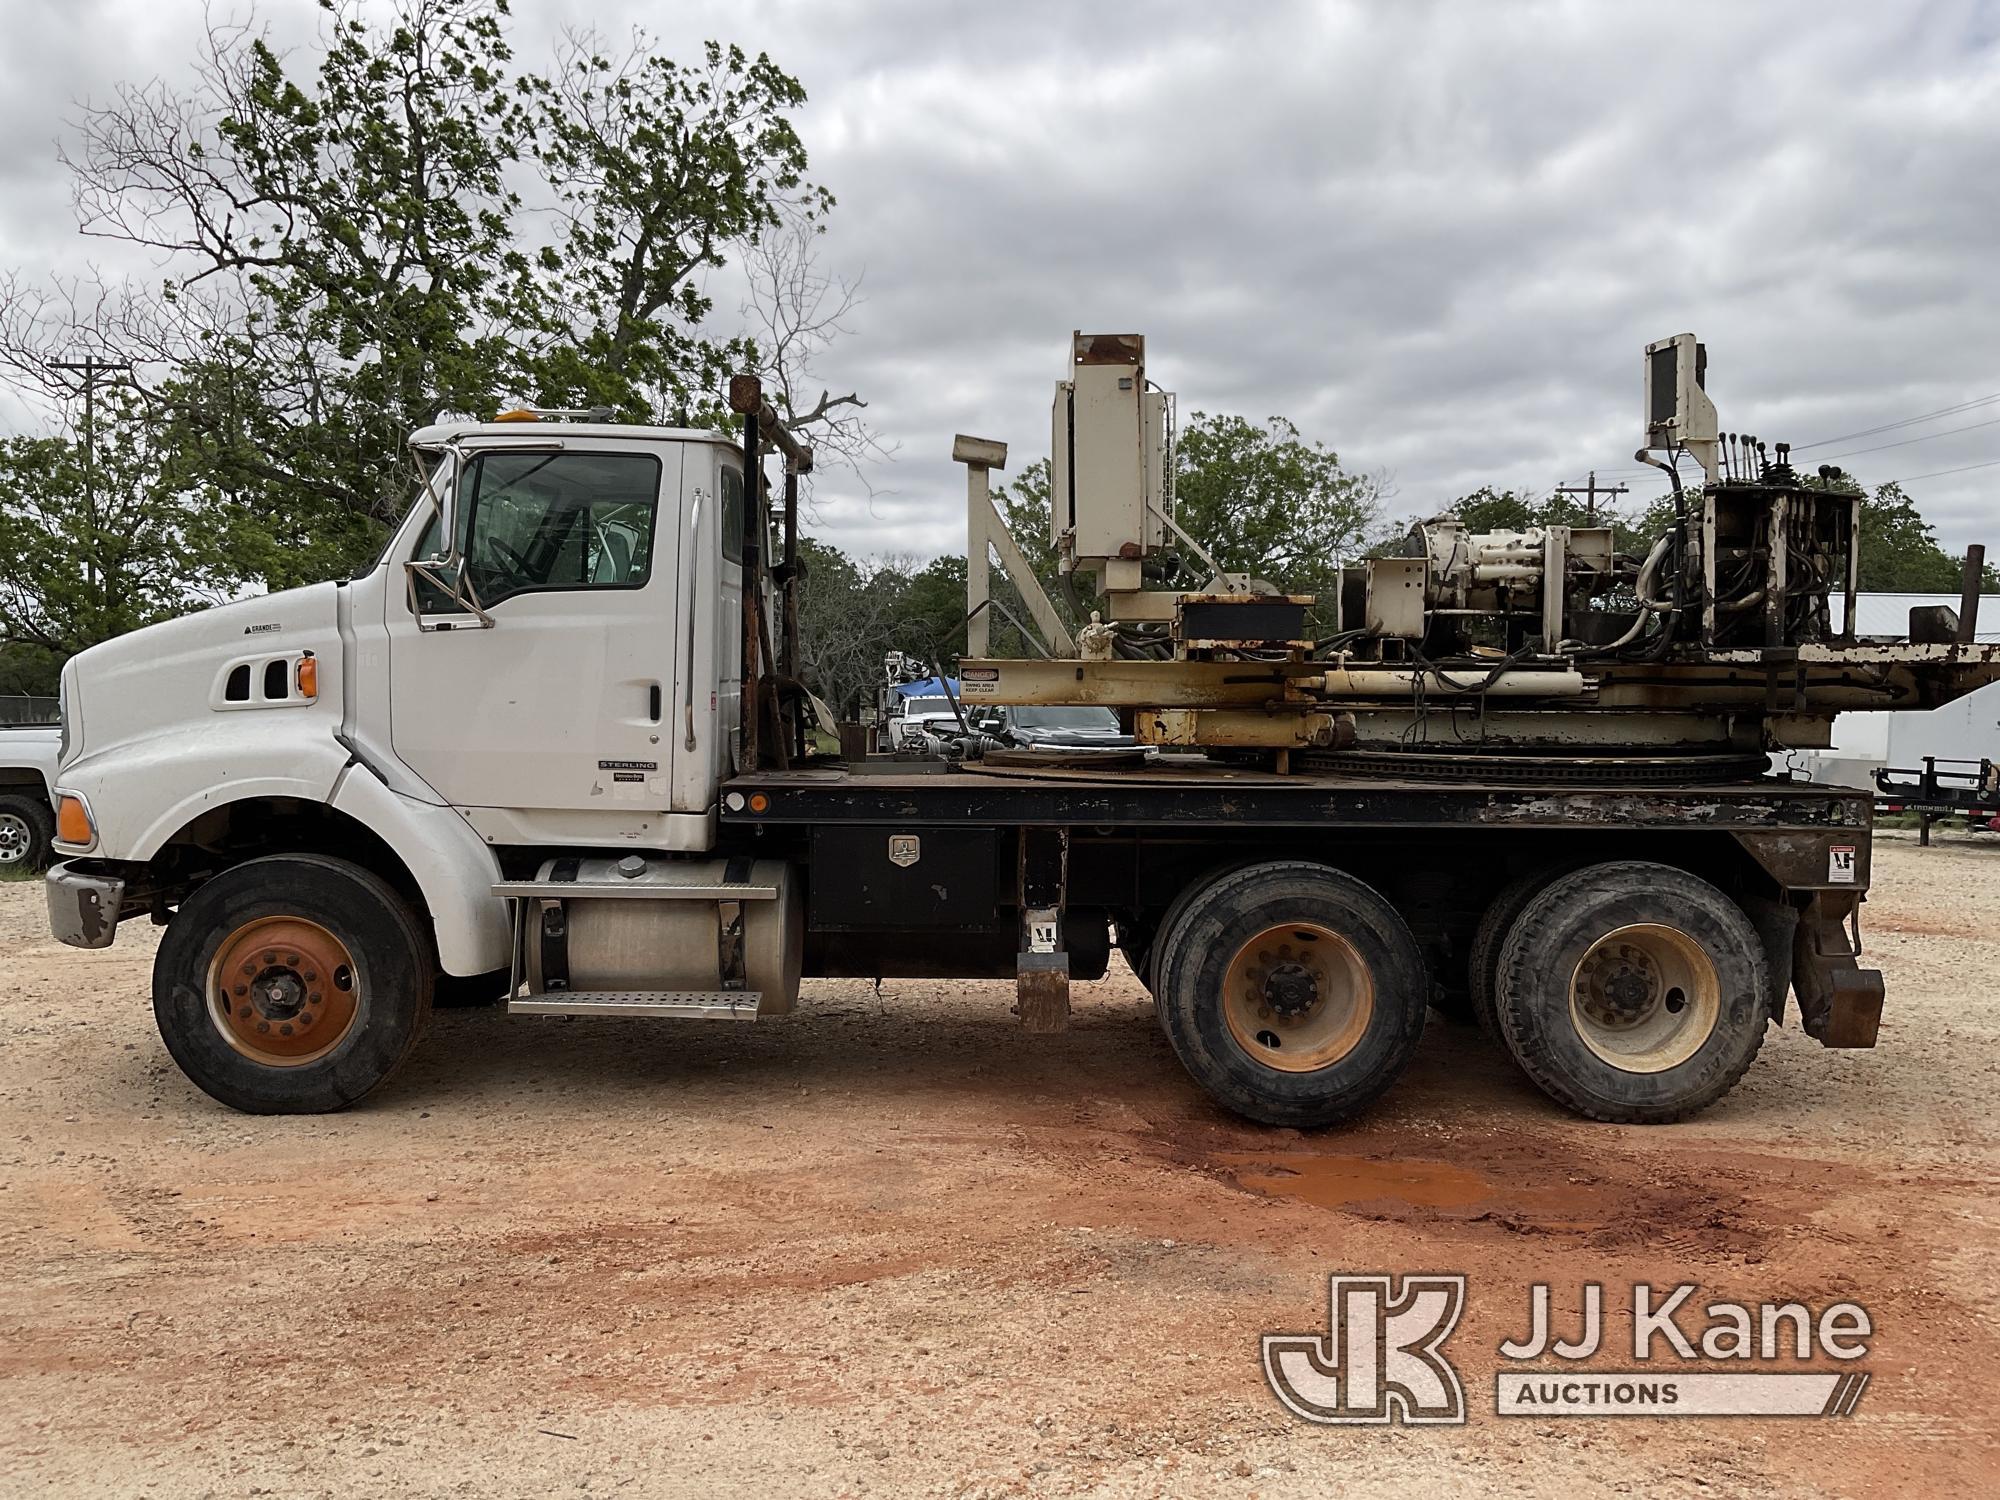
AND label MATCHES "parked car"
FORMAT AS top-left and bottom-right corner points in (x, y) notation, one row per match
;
(892, 697), (967, 750)
(0, 722), (60, 871)
(973, 704), (1148, 754)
